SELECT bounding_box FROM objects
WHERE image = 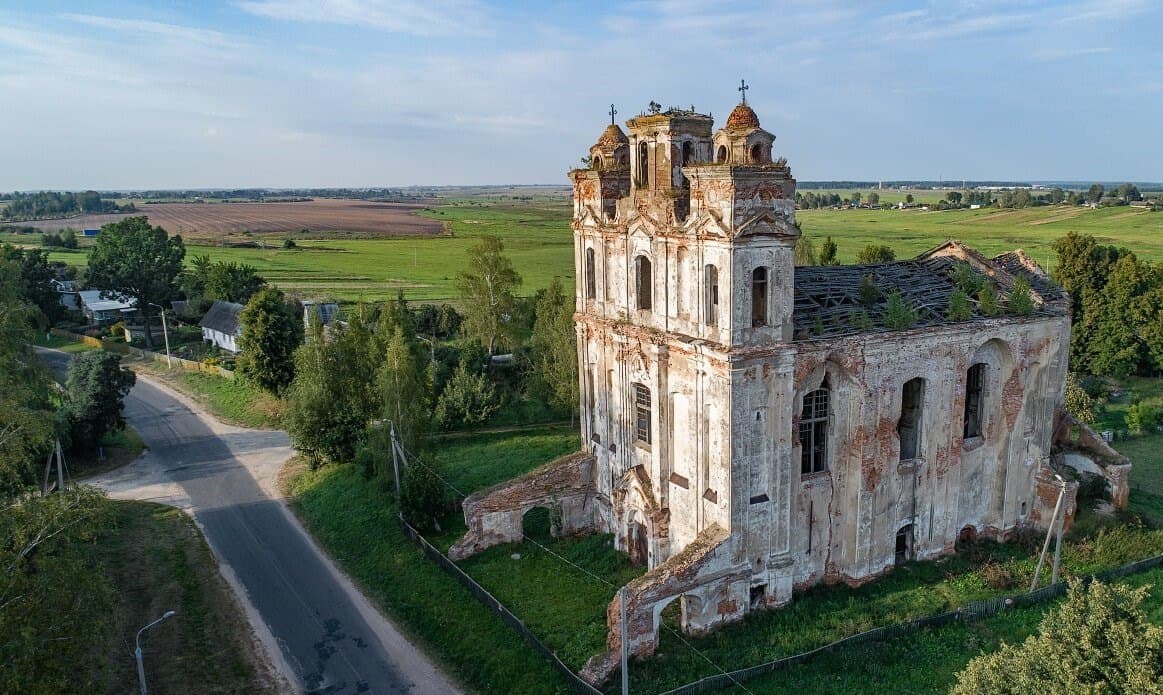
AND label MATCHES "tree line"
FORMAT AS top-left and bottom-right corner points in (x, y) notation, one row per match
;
(2, 191), (134, 221)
